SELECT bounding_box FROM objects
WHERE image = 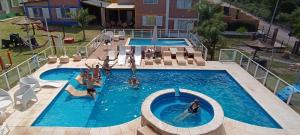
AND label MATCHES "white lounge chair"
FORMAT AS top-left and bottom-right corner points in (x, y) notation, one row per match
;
(104, 31), (114, 41)
(118, 46), (127, 65)
(118, 31), (125, 40)
(20, 76), (62, 91)
(134, 46), (142, 66)
(0, 122), (9, 135)
(14, 85), (38, 109)
(0, 89), (13, 112)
